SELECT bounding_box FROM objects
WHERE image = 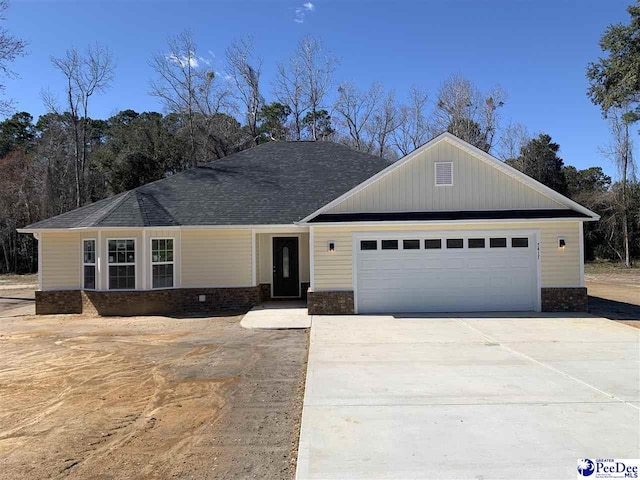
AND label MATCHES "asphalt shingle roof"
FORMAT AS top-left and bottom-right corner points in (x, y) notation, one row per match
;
(26, 141), (393, 229)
